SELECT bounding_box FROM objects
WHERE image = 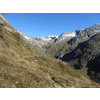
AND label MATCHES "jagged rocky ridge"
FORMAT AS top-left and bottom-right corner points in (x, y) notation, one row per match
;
(22, 23), (100, 58)
(23, 31), (77, 54)
(19, 23), (100, 69)
(54, 24), (100, 58)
